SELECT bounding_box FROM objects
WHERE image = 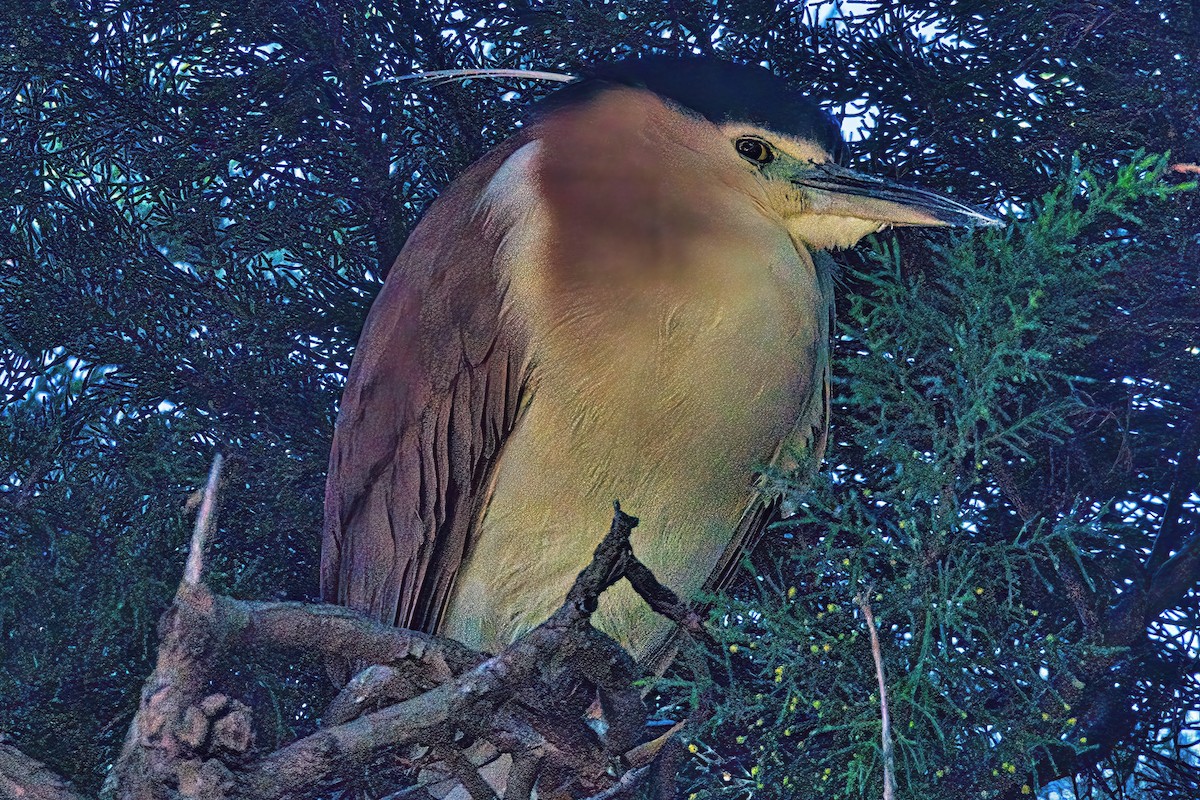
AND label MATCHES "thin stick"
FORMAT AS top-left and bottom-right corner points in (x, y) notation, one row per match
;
(856, 592), (896, 800)
(578, 766), (649, 800)
(183, 453), (223, 587)
(371, 69), (578, 89)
